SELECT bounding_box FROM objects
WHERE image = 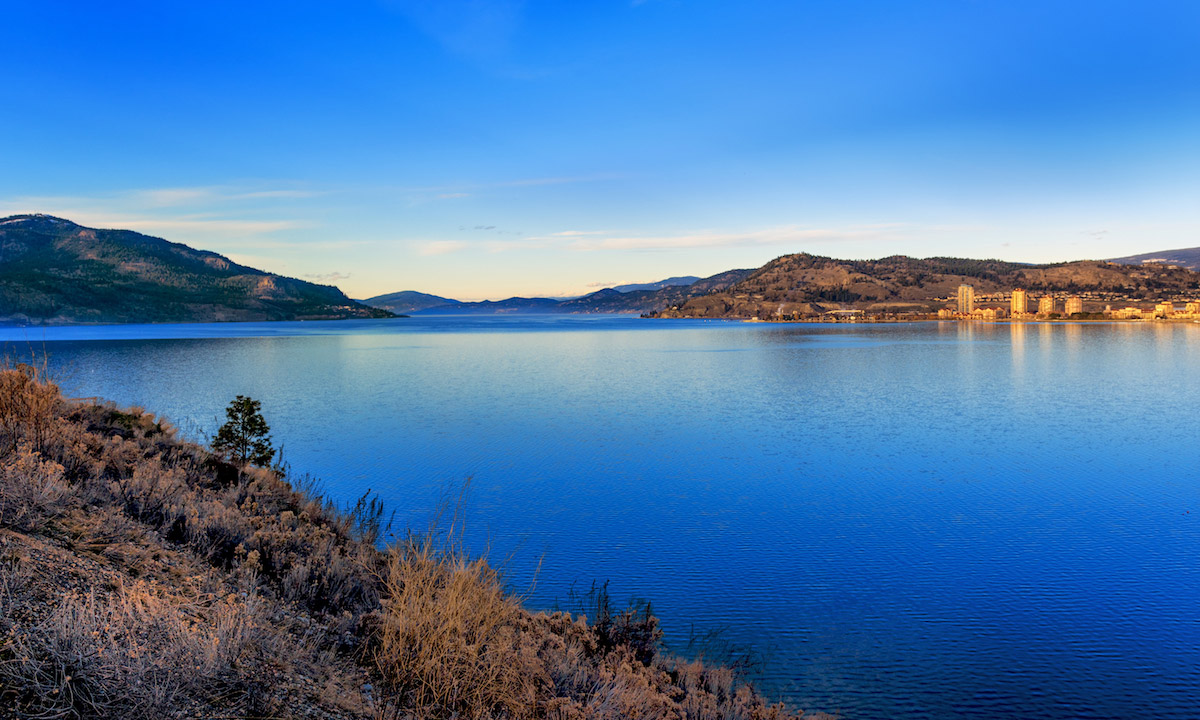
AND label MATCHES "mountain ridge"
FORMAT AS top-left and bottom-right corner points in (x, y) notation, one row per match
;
(1108, 246), (1200, 271)
(0, 214), (394, 325)
(362, 269), (755, 315)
